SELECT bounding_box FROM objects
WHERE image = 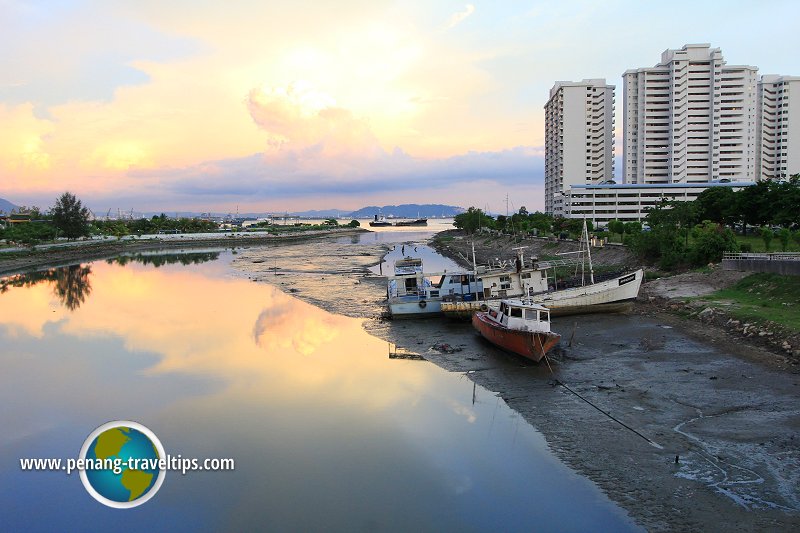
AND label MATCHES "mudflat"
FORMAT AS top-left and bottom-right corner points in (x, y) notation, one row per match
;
(232, 234), (800, 532)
